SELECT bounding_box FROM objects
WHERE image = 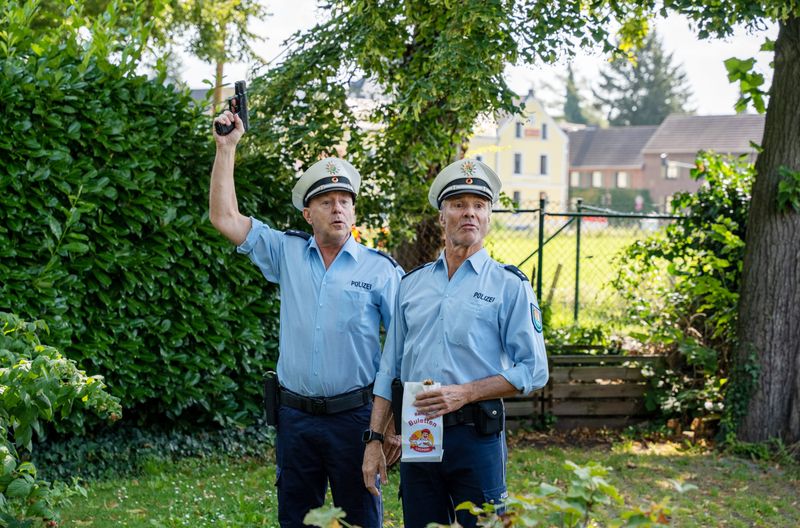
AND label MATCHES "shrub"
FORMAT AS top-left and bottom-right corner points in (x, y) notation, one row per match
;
(0, 312), (121, 524)
(613, 152), (753, 428)
(0, 0), (298, 427)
